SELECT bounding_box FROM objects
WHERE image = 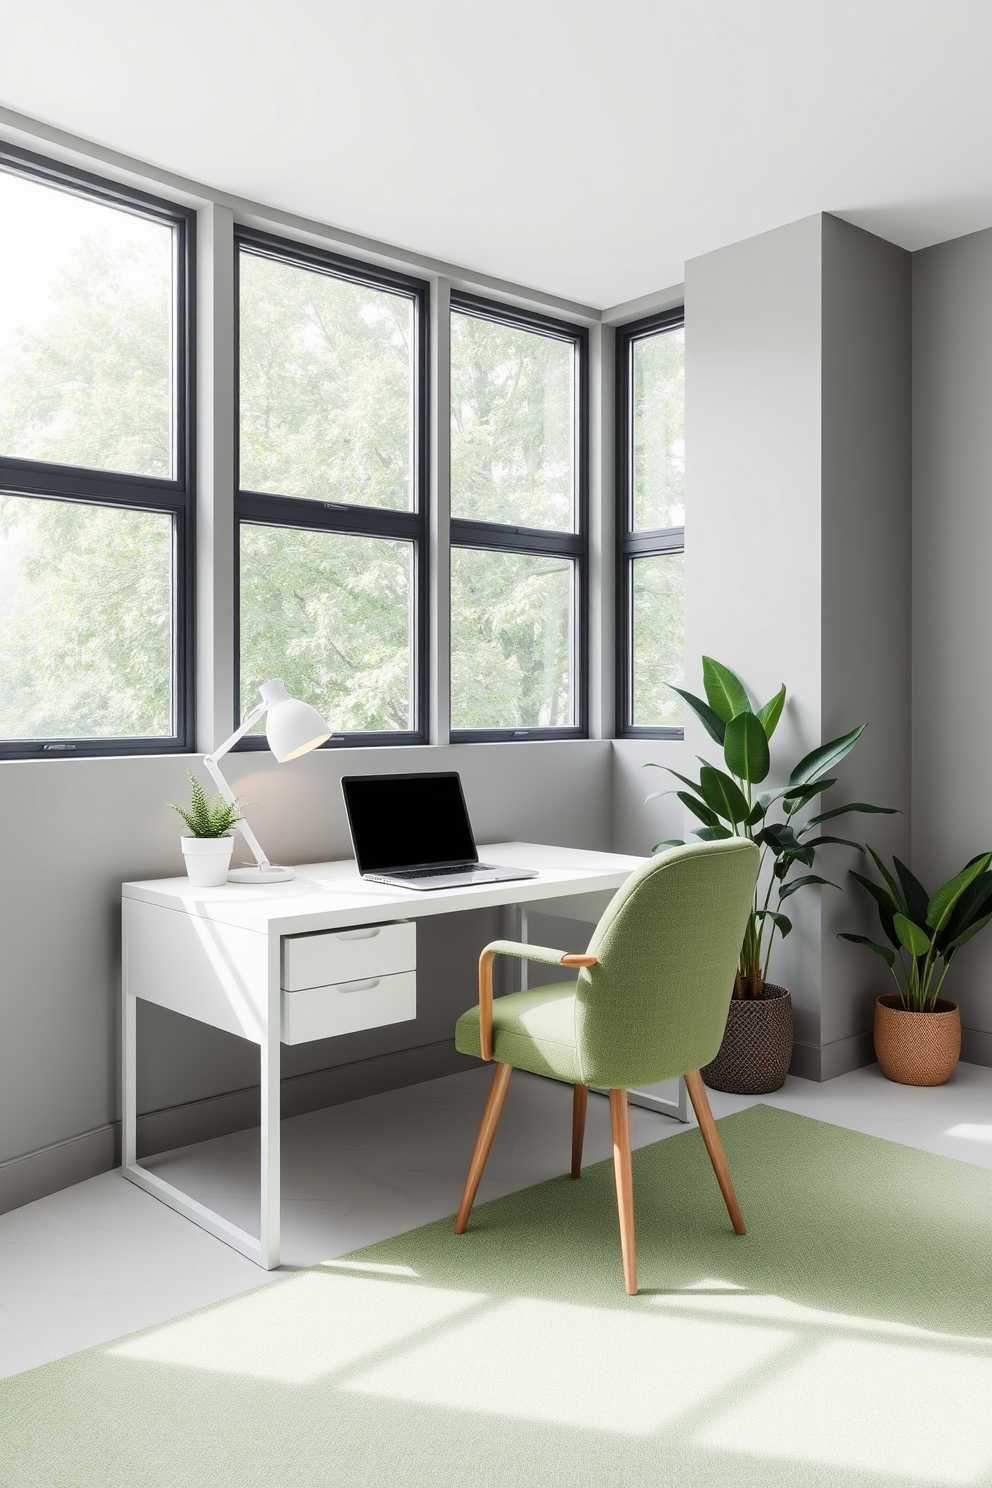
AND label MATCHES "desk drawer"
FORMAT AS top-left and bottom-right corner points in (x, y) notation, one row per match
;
(281, 970), (416, 1044)
(281, 921), (415, 991)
